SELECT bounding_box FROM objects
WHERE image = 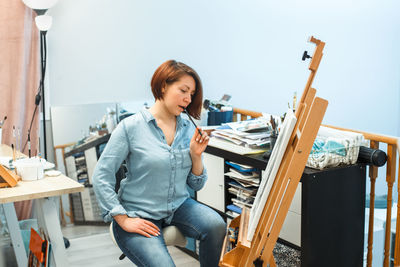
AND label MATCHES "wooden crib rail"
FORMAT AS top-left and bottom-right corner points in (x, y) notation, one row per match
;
(232, 108), (262, 122)
(324, 125), (400, 267)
